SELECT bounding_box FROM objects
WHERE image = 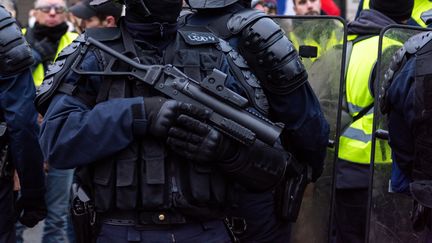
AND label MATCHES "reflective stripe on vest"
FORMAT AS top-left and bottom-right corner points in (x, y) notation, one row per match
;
(339, 111), (392, 164)
(362, 0), (432, 28)
(22, 28), (78, 87)
(338, 35), (401, 164)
